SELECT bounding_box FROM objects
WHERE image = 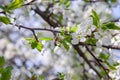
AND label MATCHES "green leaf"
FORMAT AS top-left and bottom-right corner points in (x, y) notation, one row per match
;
(36, 42), (43, 51)
(63, 36), (72, 43)
(0, 68), (4, 73)
(98, 53), (116, 70)
(52, 0), (56, 3)
(65, 1), (71, 8)
(30, 75), (37, 80)
(113, 62), (119, 67)
(39, 75), (44, 80)
(39, 37), (53, 41)
(26, 38), (36, 49)
(26, 38), (43, 51)
(1, 66), (13, 80)
(59, 0), (71, 8)
(62, 41), (69, 50)
(90, 10), (99, 27)
(84, 0), (90, 2)
(31, 41), (38, 49)
(110, 0), (117, 2)
(26, 38), (32, 42)
(5, 66), (13, 71)
(0, 5), (5, 9)
(53, 14), (63, 24)
(60, 30), (65, 36)
(6, 0), (23, 10)
(102, 22), (120, 30)
(0, 16), (10, 24)
(86, 38), (98, 45)
(98, 53), (110, 61)
(58, 72), (65, 80)
(0, 57), (5, 67)
(105, 61), (116, 70)
(26, 38), (37, 49)
(60, 35), (71, 50)
(100, 70), (106, 76)
(70, 25), (78, 33)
